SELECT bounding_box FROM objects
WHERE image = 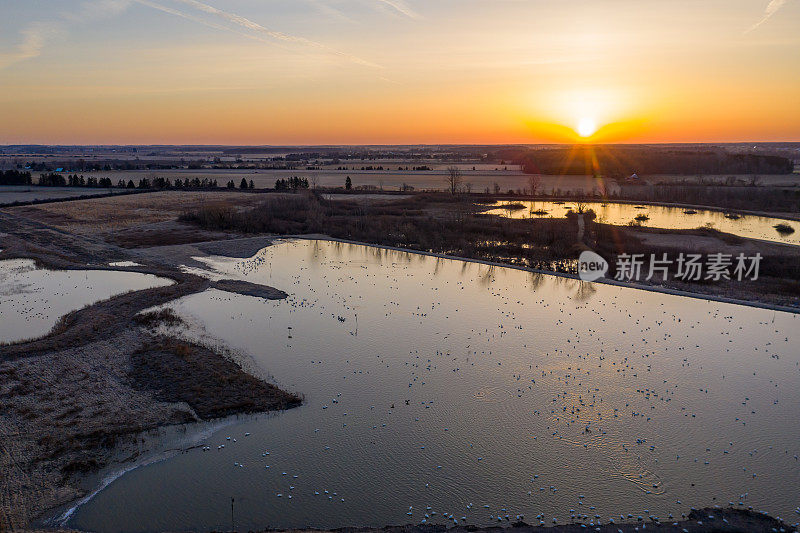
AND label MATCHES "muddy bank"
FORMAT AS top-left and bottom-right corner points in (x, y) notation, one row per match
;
(250, 508), (796, 533)
(2, 194), (798, 532)
(211, 279), (289, 300)
(130, 335), (300, 419)
(177, 193), (800, 311)
(0, 211), (302, 530)
(0, 306), (301, 530)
